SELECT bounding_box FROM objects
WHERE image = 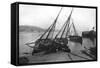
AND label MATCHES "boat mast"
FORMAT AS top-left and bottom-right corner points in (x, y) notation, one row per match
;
(60, 8), (73, 38)
(66, 22), (73, 36)
(45, 7), (63, 39)
(54, 8), (73, 39)
(72, 19), (78, 36)
(39, 8), (63, 40)
(66, 18), (78, 36)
